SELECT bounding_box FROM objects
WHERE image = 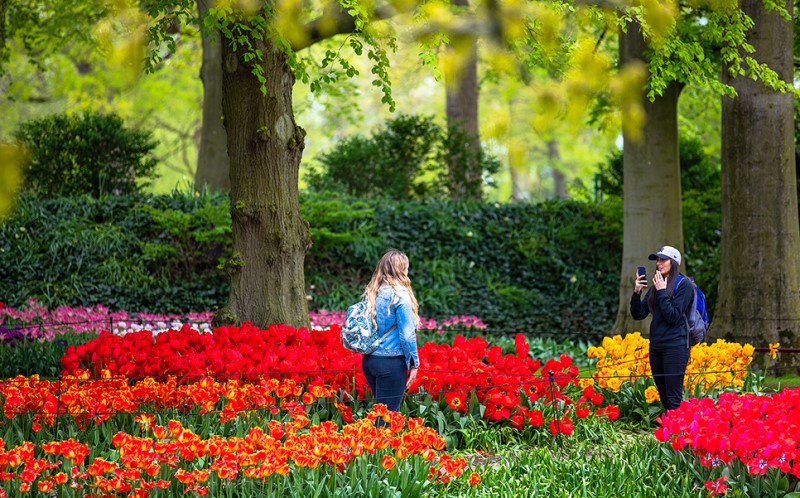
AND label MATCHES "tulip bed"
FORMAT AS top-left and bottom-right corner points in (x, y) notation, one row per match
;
(585, 332), (759, 426)
(1, 323), (621, 497)
(655, 388), (800, 497)
(56, 324), (618, 436)
(1, 318), (799, 496)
